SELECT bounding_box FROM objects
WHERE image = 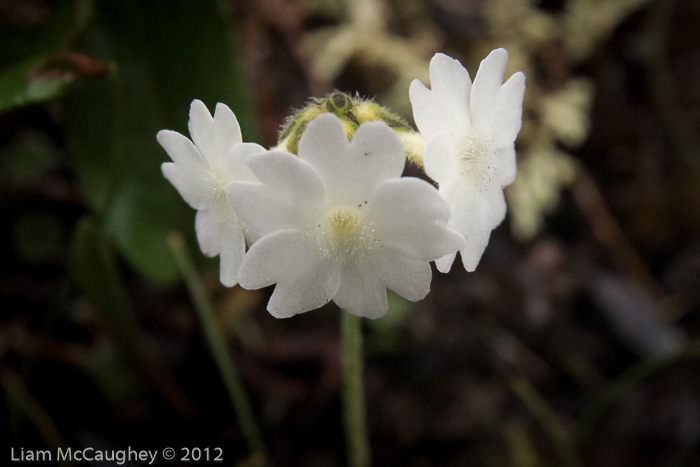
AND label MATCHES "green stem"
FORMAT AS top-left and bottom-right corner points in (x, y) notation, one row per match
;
(578, 339), (700, 443)
(1, 370), (74, 467)
(342, 312), (371, 467)
(169, 233), (269, 465)
(510, 377), (582, 467)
